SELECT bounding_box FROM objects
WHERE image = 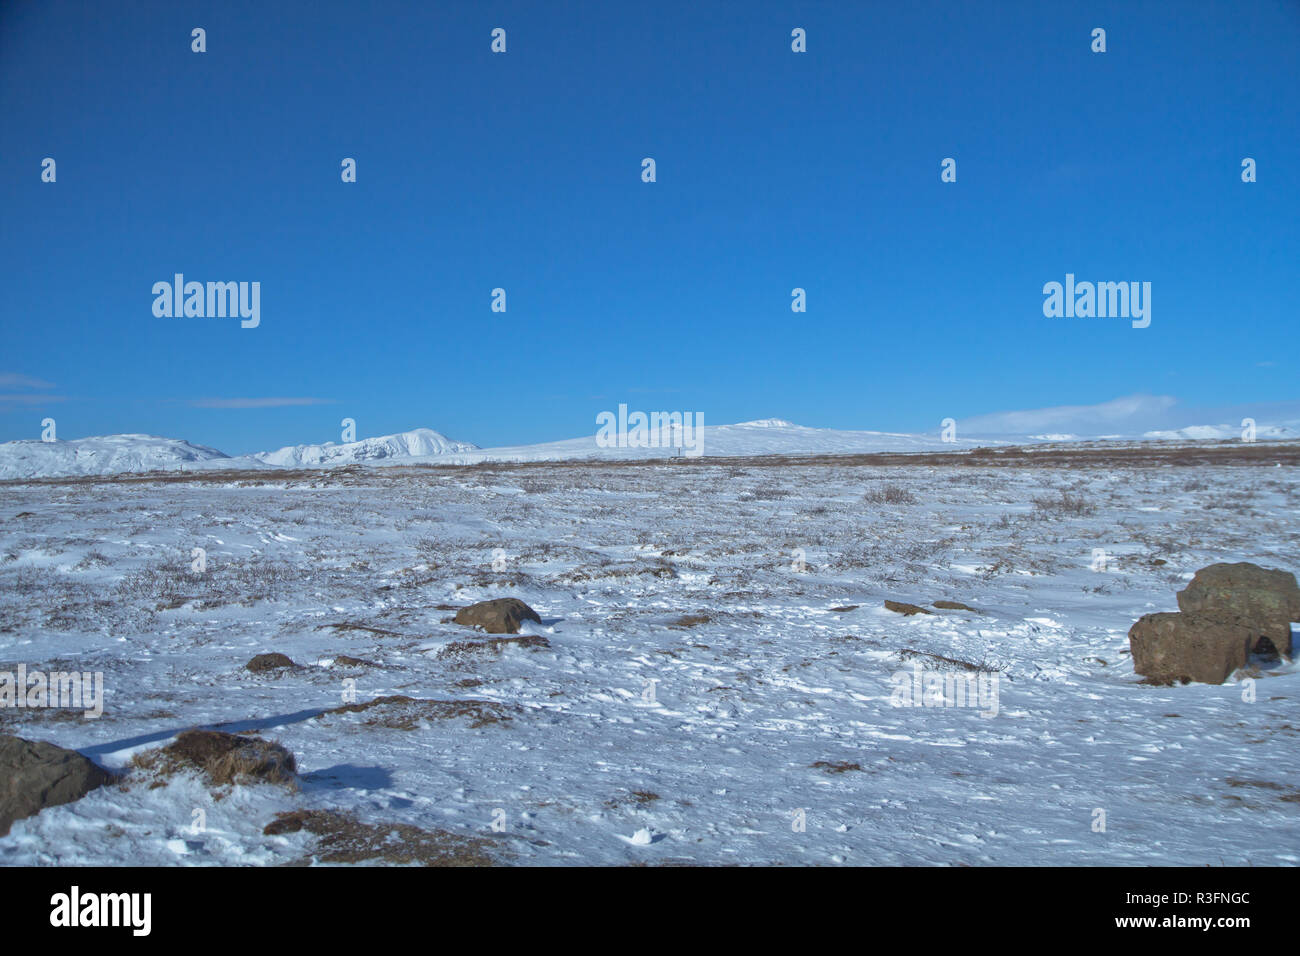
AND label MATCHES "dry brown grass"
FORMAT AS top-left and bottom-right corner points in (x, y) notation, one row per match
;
(264, 809), (501, 866)
(668, 614), (712, 628)
(133, 729), (297, 787)
(322, 695), (515, 729)
(863, 484), (918, 505)
(1031, 490), (1097, 516)
(895, 648), (997, 674)
(4, 439), (1297, 493)
(1224, 778), (1300, 803)
(437, 634), (550, 661)
(811, 760), (863, 774)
